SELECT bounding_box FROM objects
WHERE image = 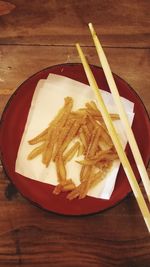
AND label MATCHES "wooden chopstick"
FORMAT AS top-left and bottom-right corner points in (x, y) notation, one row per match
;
(76, 43), (150, 232)
(88, 22), (150, 203)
